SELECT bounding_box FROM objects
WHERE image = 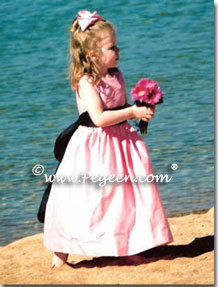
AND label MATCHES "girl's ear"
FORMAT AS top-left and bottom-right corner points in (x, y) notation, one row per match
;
(88, 51), (97, 61)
